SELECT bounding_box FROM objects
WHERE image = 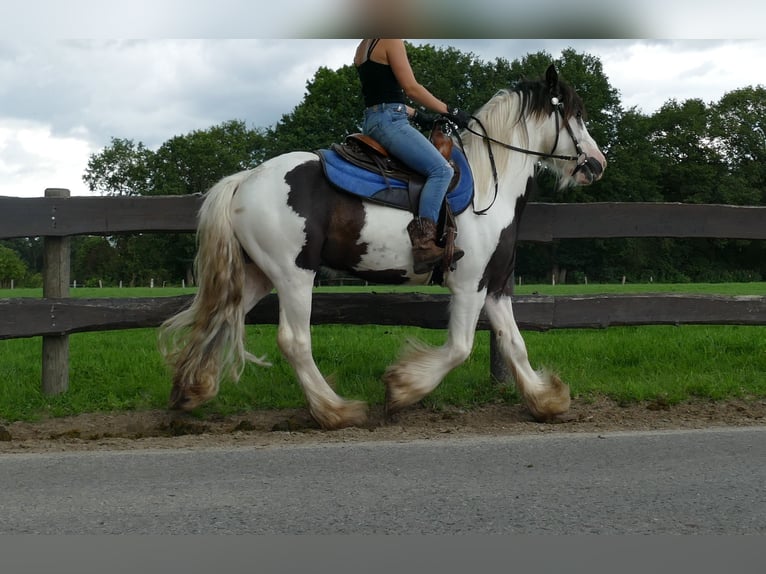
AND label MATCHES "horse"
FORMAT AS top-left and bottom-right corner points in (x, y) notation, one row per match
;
(159, 64), (606, 429)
